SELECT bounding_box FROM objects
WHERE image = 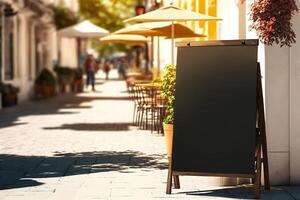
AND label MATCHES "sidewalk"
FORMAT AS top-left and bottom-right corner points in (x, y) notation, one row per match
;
(0, 70), (299, 200)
